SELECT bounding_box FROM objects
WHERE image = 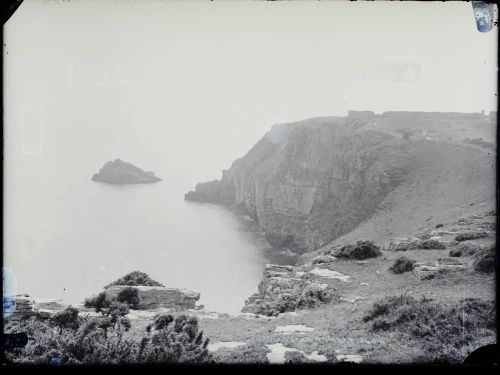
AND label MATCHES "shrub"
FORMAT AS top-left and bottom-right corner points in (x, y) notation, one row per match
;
(116, 287), (140, 309)
(105, 271), (164, 288)
(417, 239), (446, 250)
(334, 241), (381, 260)
(84, 292), (130, 325)
(4, 313), (211, 364)
(472, 245), (496, 273)
(296, 284), (332, 309)
(101, 301), (130, 325)
(254, 283), (335, 317)
(138, 314), (211, 363)
(455, 231), (489, 242)
(50, 307), (80, 333)
(153, 314), (174, 330)
(84, 291), (110, 311)
(449, 242), (483, 257)
(389, 256), (416, 274)
(363, 295), (495, 363)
